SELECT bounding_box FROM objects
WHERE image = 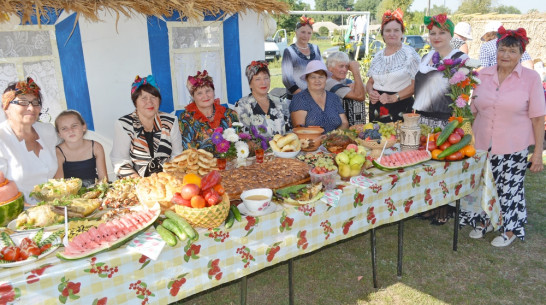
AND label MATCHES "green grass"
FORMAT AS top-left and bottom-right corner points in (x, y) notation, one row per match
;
(174, 154), (546, 304)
